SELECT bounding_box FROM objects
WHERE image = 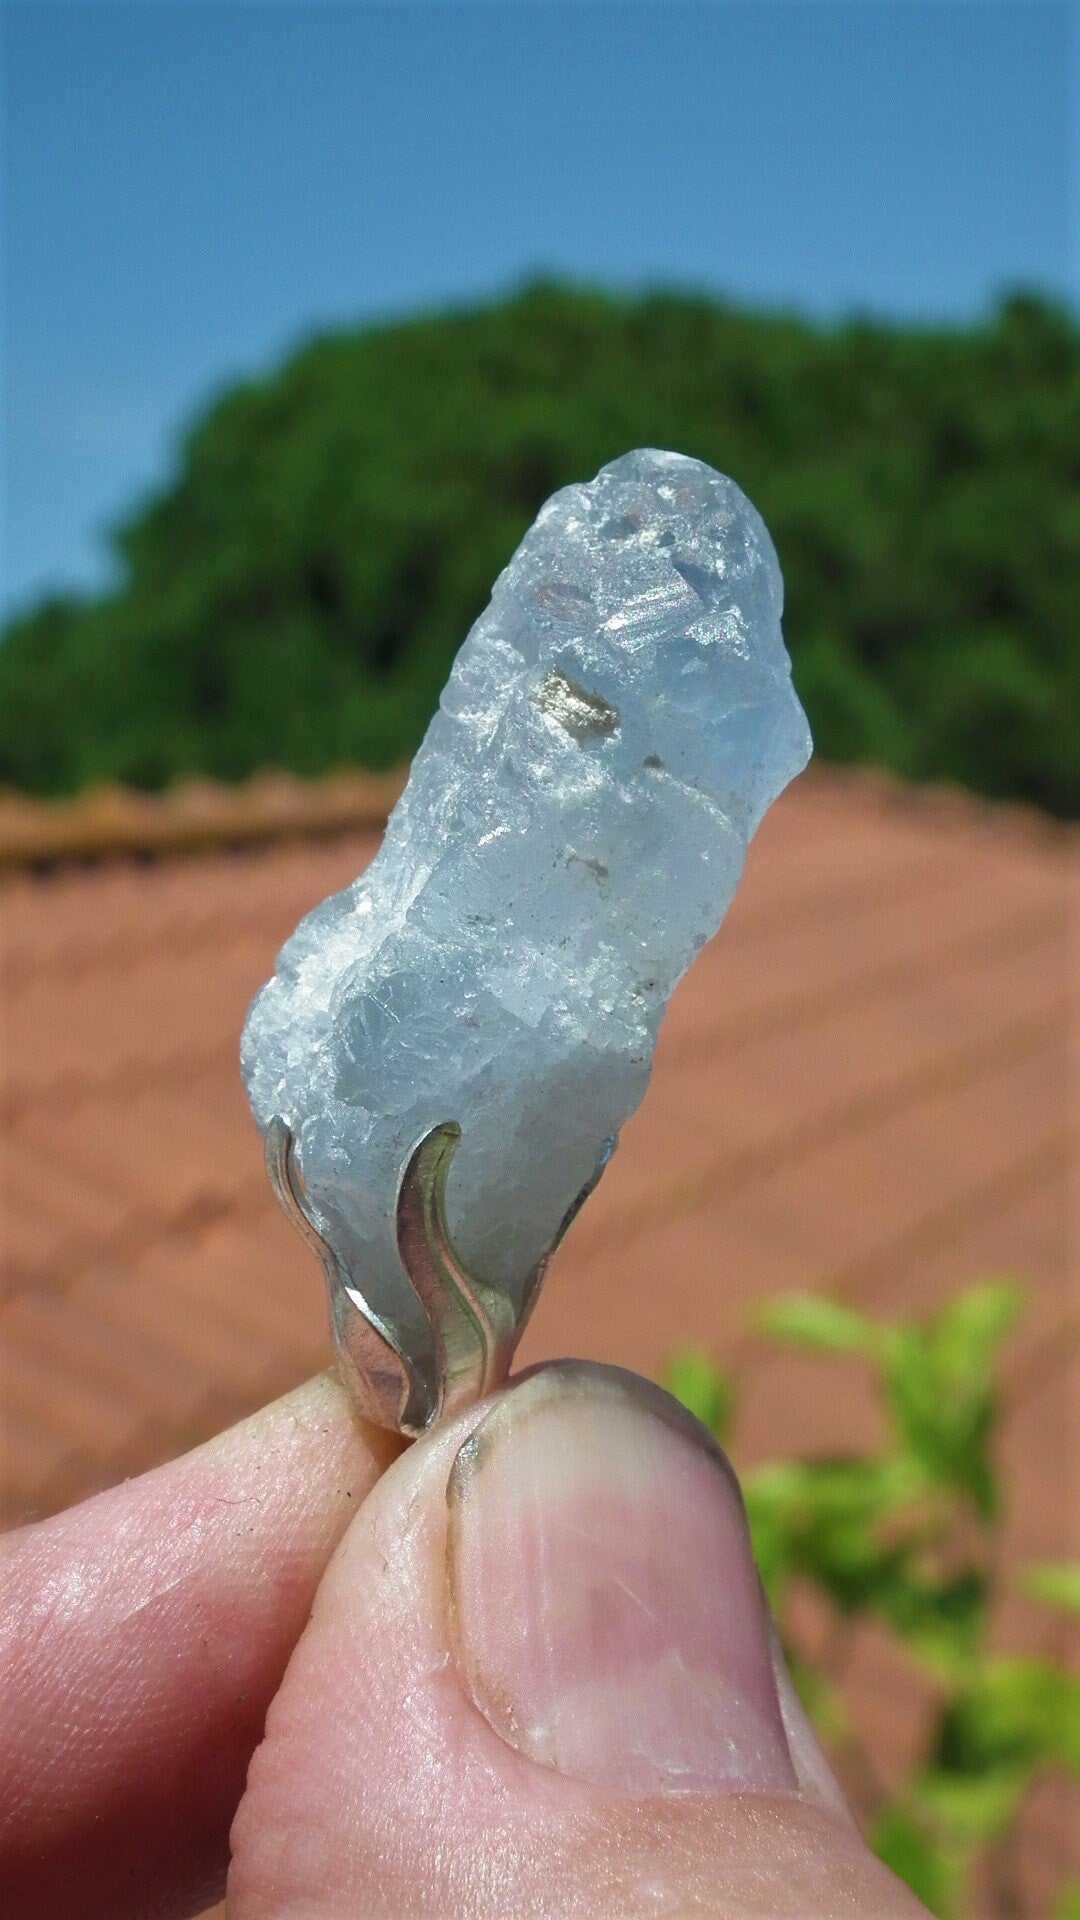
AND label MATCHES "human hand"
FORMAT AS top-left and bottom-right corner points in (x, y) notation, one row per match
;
(2, 1362), (930, 1918)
